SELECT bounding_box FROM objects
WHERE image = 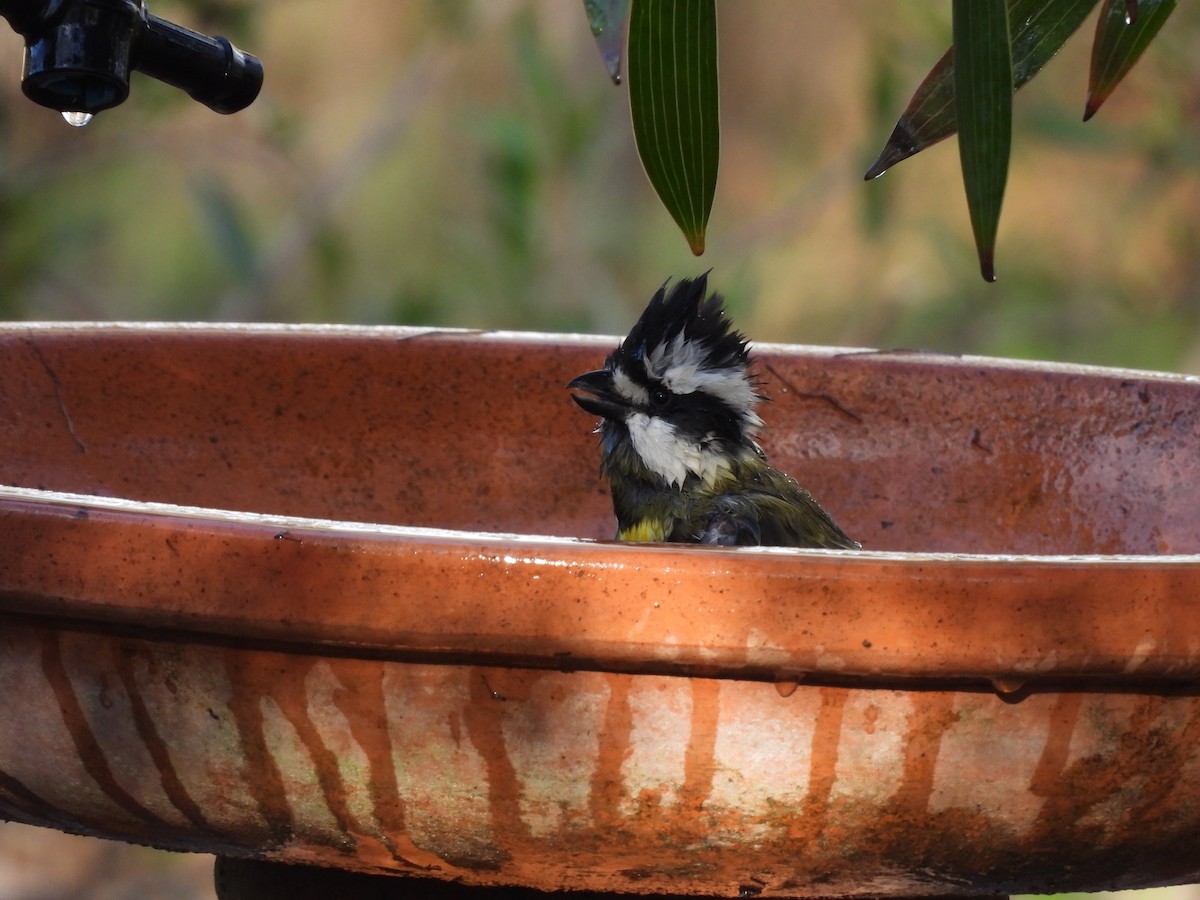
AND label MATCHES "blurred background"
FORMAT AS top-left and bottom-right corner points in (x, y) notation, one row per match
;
(1, 1), (1199, 368)
(2, 0), (1199, 896)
